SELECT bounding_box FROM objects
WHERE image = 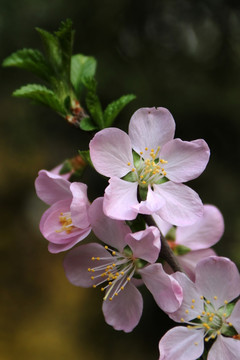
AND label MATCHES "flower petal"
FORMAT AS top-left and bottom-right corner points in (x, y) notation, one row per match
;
(169, 271), (203, 322)
(48, 228), (91, 253)
(160, 139), (210, 182)
(63, 243), (111, 287)
(152, 214), (172, 236)
(39, 199), (81, 243)
(88, 197), (130, 251)
(89, 128), (133, 177)
(70, 182), (90, 228)
(195, 256), (240, 308)
(154, 182), (203, 226)
(139, 263), (183, 313)
(227, 299), (240, 333)
(133, 185), (165, 215)
(176, 205), (224, 250)
(103, 177), (139, 220)
(176, 248), (216, 281)
(35, 169), (71, 205)
(128, 107), (175, 156)
(102, 282), (143, 333)
(208, 335), (240, 360)
(125, 226), (161, 263)
(159, 326), (204, 360)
